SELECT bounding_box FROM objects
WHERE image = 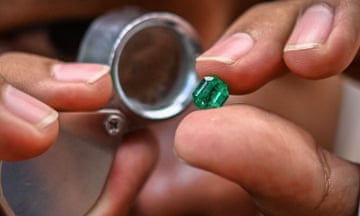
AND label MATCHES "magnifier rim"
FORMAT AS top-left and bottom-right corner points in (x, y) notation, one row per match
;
(111, 12), (199, 120)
